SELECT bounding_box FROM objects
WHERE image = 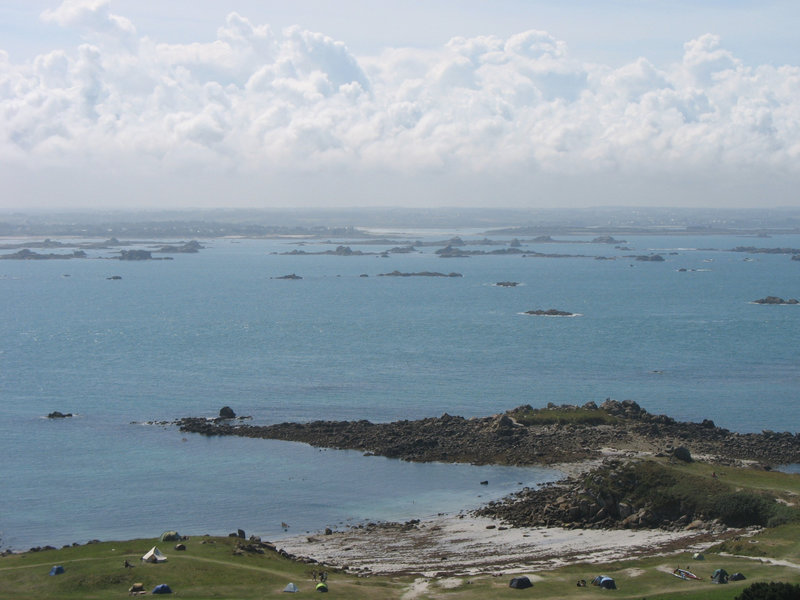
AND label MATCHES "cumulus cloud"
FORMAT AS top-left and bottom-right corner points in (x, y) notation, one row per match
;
(41, 0), (137, 50)
(2, 1), (800, 208)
